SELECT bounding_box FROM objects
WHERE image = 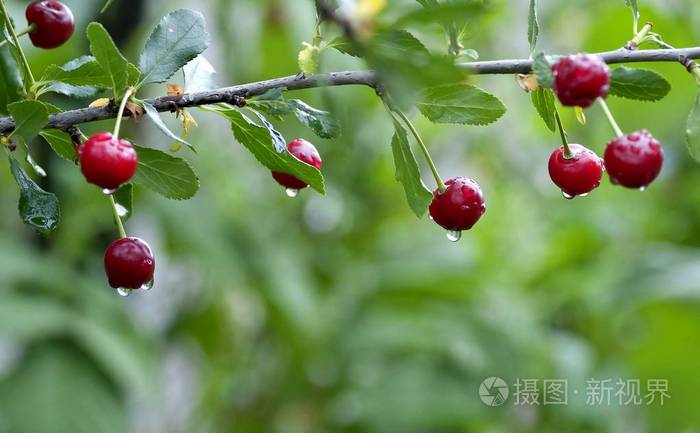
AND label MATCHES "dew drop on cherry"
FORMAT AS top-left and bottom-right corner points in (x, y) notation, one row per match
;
(116, 287), (132, 297)
(285, 188), (299, 198)
(446, 230), (462, 242)
(639, 186), (646, 192)
(579, 192), (589, 197)
(562, 191), (575, 200)
(140, 279), (154, 291)
(103, 188), (116, 195)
